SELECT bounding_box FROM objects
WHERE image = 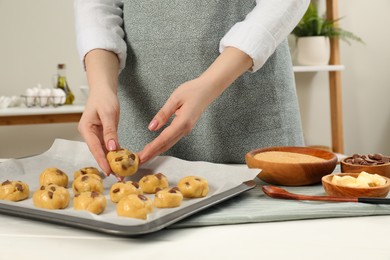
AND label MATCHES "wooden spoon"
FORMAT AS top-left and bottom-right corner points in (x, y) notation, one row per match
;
(262, 185), (390, 204)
